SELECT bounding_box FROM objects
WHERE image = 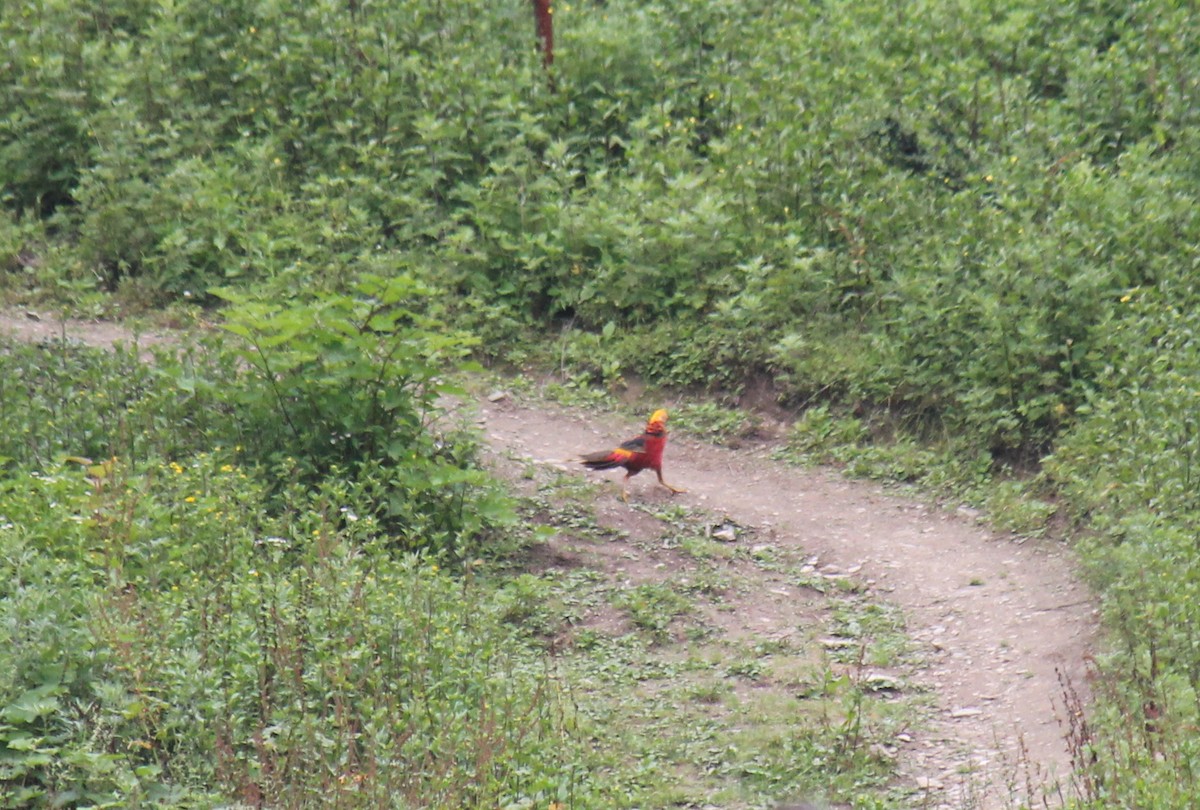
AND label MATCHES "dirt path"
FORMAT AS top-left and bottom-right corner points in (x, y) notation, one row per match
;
(477, 397), (1095, 809)
(0, 309), (179, 358)
(1, 311), (1096, 808)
